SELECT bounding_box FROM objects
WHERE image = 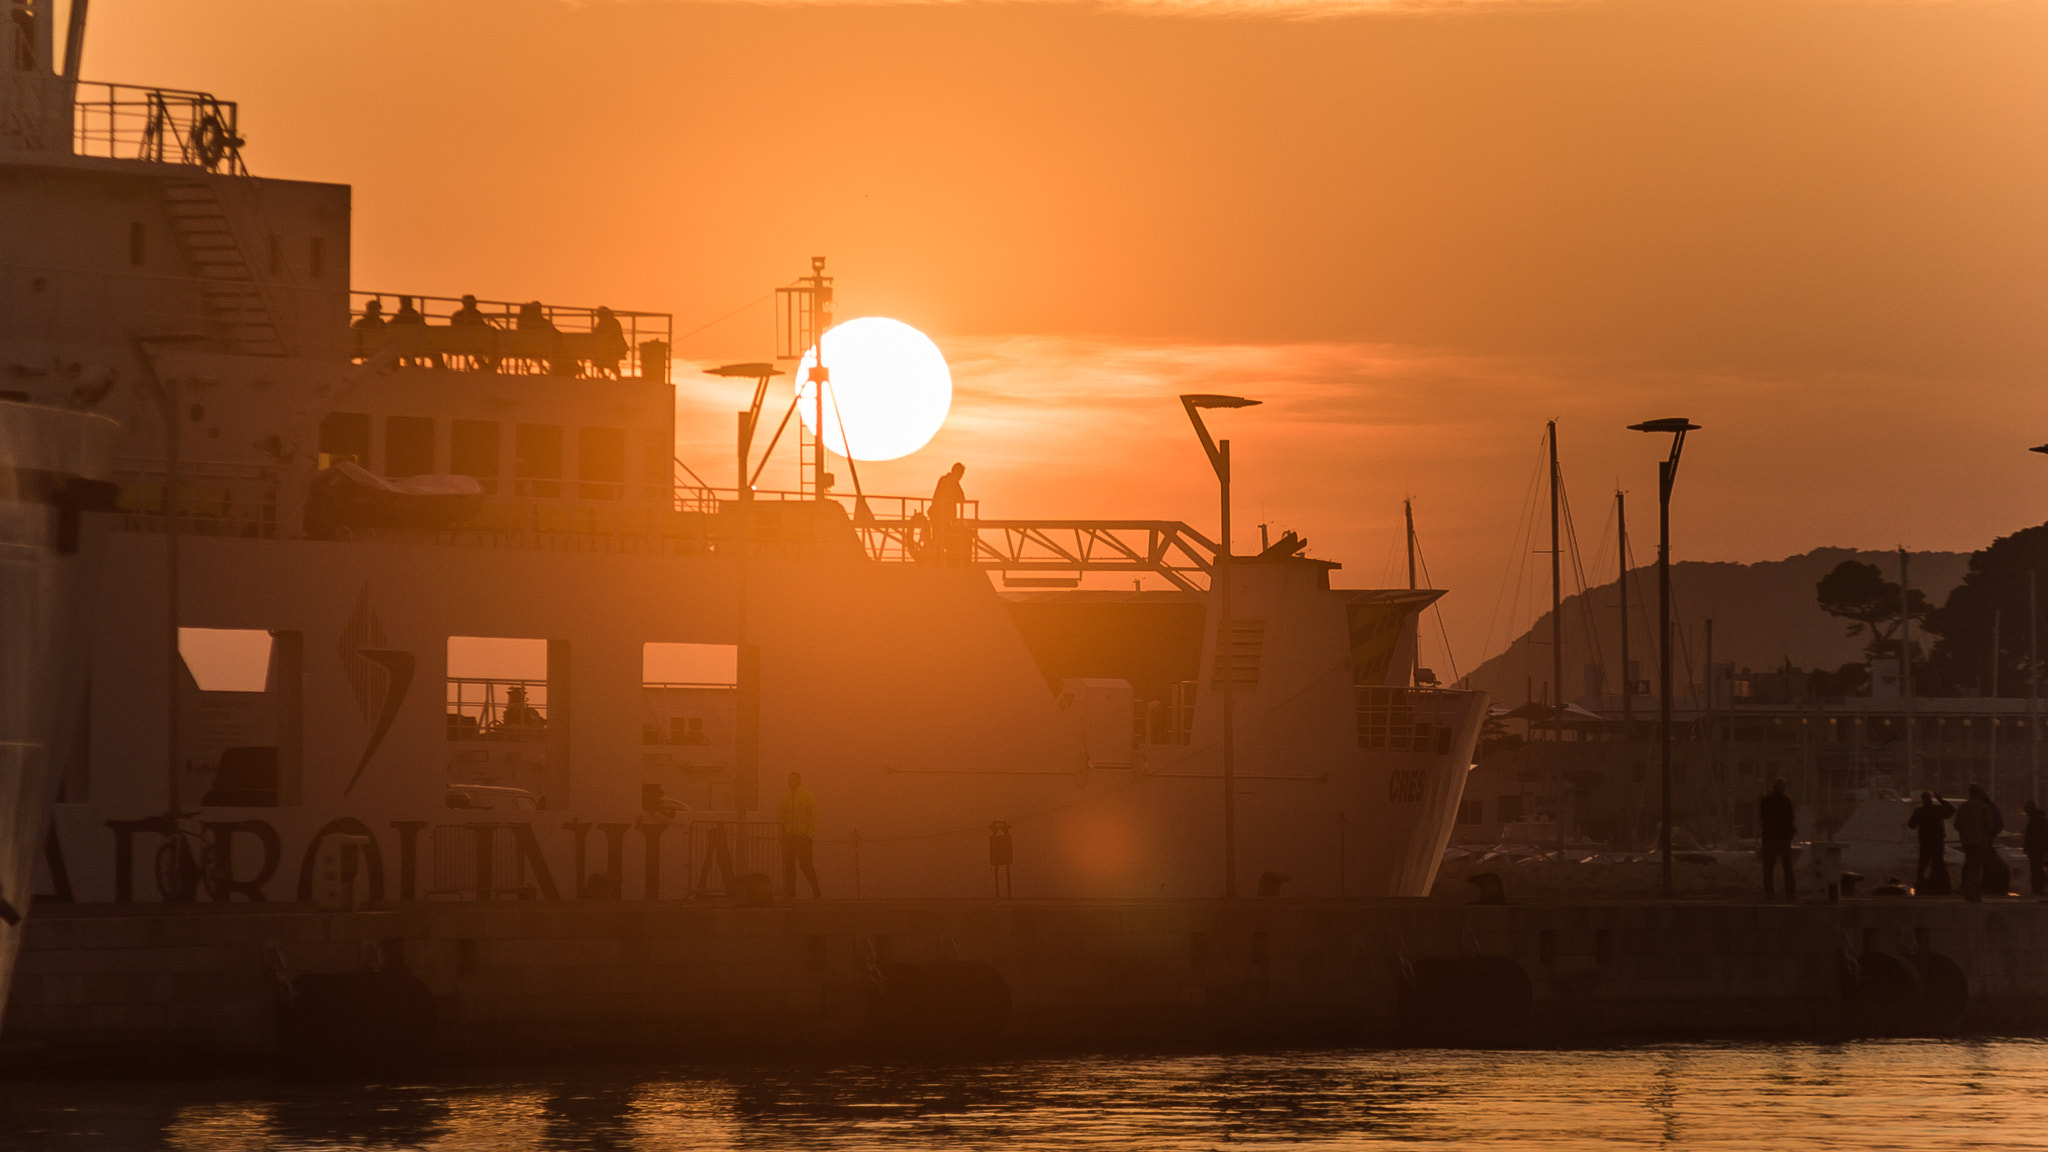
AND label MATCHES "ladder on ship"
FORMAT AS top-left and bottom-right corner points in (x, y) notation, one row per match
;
(161, 178), (289, 357)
